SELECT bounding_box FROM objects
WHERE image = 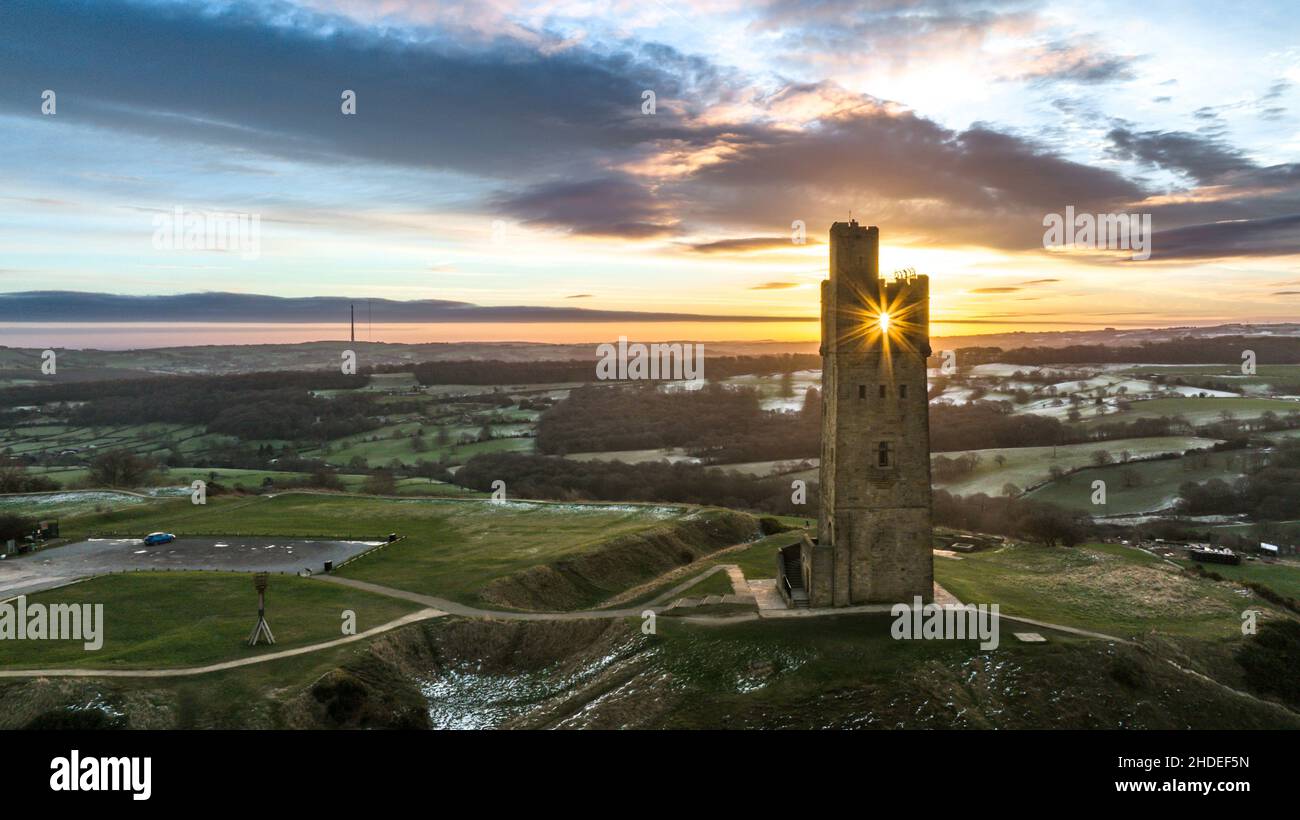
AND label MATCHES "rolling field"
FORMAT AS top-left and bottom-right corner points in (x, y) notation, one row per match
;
(934, 542), (1290, 640)
(1081, 396), (1297, 427)
(18, 467), (480, 497)
(1024, 449), (1256, 515)
(1173, 558), (1300, 600)
(305, 430), (534, 467)
(935, 436), (1219, 497)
